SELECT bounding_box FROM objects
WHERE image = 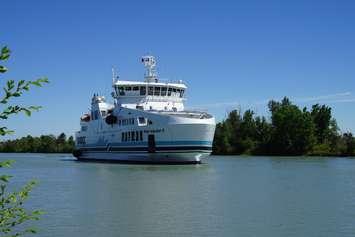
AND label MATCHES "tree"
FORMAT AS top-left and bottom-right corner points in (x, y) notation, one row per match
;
(0, 133), (75, 153)
(311, 104), (332, 143)
(268, 97), (316, 155)
(341, 132), (355, 156)
(0, 45), (48, 236)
